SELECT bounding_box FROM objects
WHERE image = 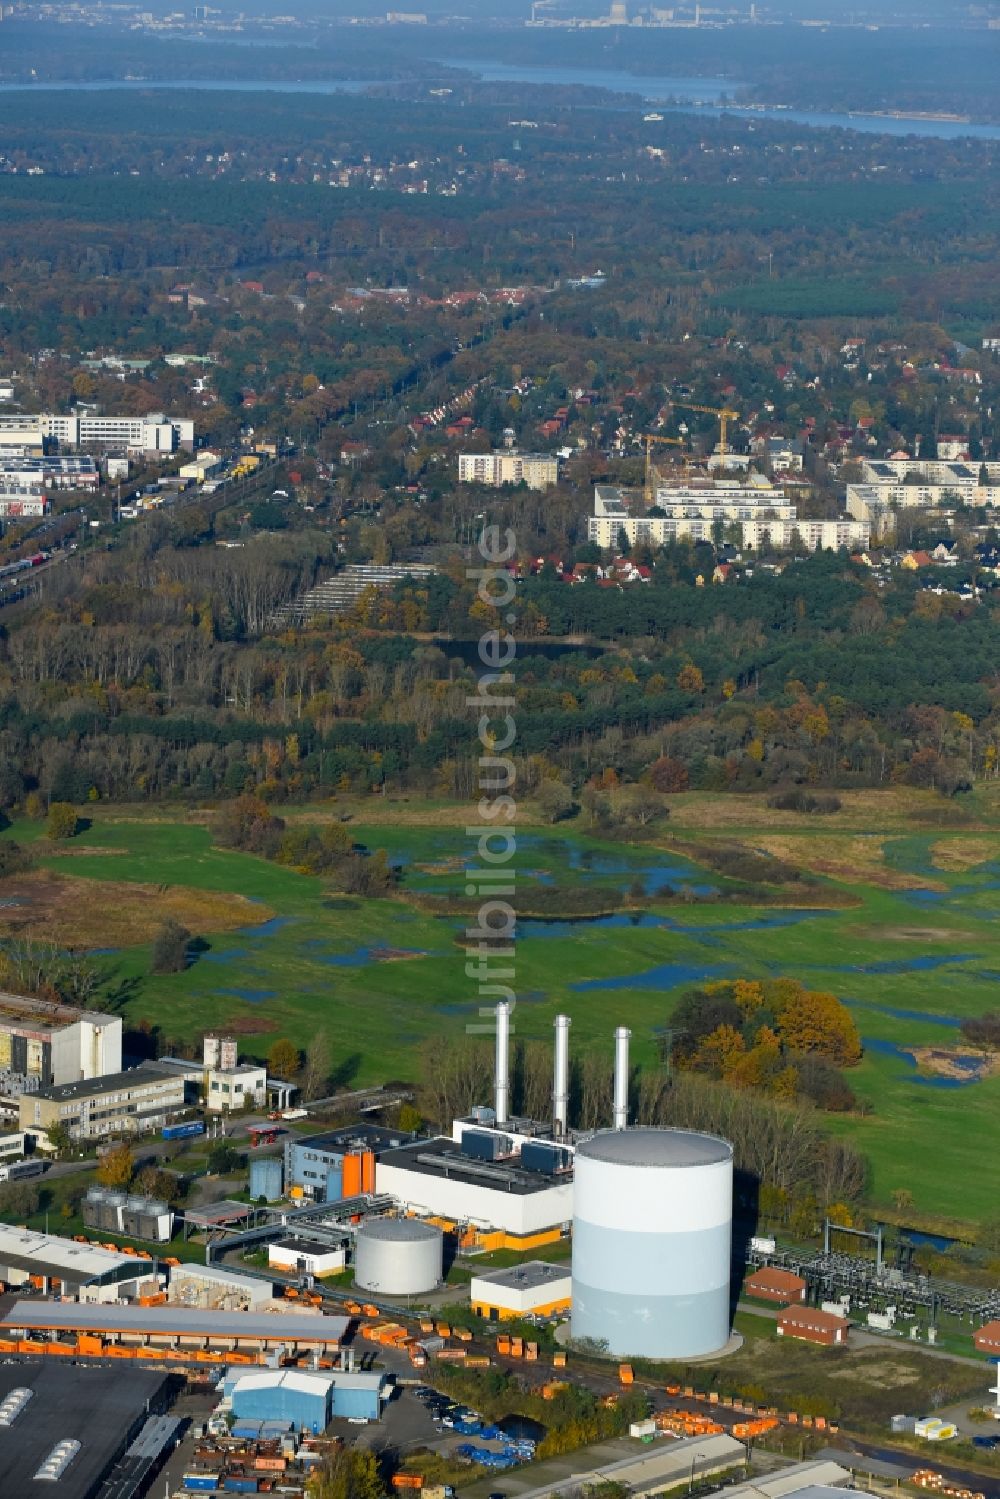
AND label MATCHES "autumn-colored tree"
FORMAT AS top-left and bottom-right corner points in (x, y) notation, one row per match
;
(647, 755), (689, 794)
(267, 1038), (301, 1079)
(774, 986), (862, 1067)
(732, 979), (766, 1018)
(676, 663), (704, 692)
(693, 1023), (745, 1075)
(96, 1143), (133, 1189)
(45, 802), (78, 840)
